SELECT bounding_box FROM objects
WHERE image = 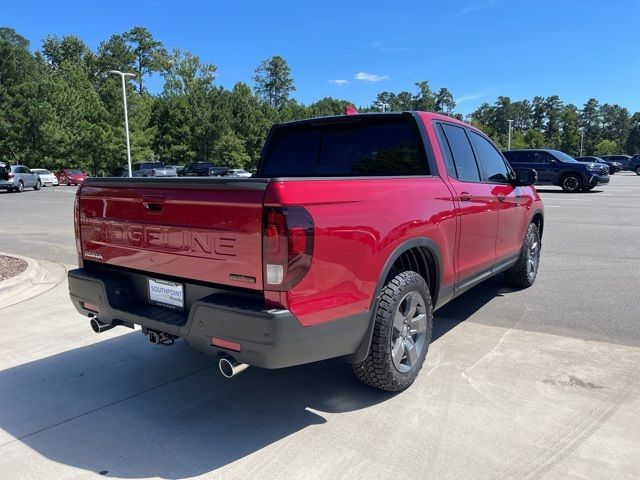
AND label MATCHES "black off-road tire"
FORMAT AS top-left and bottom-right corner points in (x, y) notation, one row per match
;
(505, 223), (541, 288)
(560, 174), (582, 192)
(353, 271), (433, 392)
